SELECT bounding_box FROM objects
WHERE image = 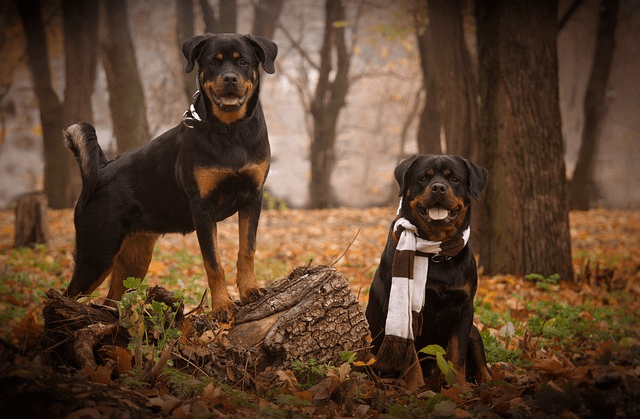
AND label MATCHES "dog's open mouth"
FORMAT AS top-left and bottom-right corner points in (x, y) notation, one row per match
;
(418, 205), (459, 222)
(212, 93), (248, 110)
